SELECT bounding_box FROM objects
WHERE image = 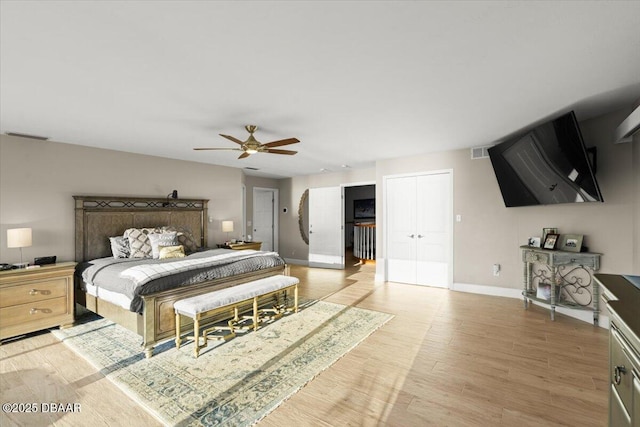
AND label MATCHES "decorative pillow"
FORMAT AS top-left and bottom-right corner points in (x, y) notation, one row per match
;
(148, 232), (178, 259)
(124, 227), (159, 258)
(109, 236), (130, 259)
(161, 226), (199, 253)
(158, 245), (186, 259)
